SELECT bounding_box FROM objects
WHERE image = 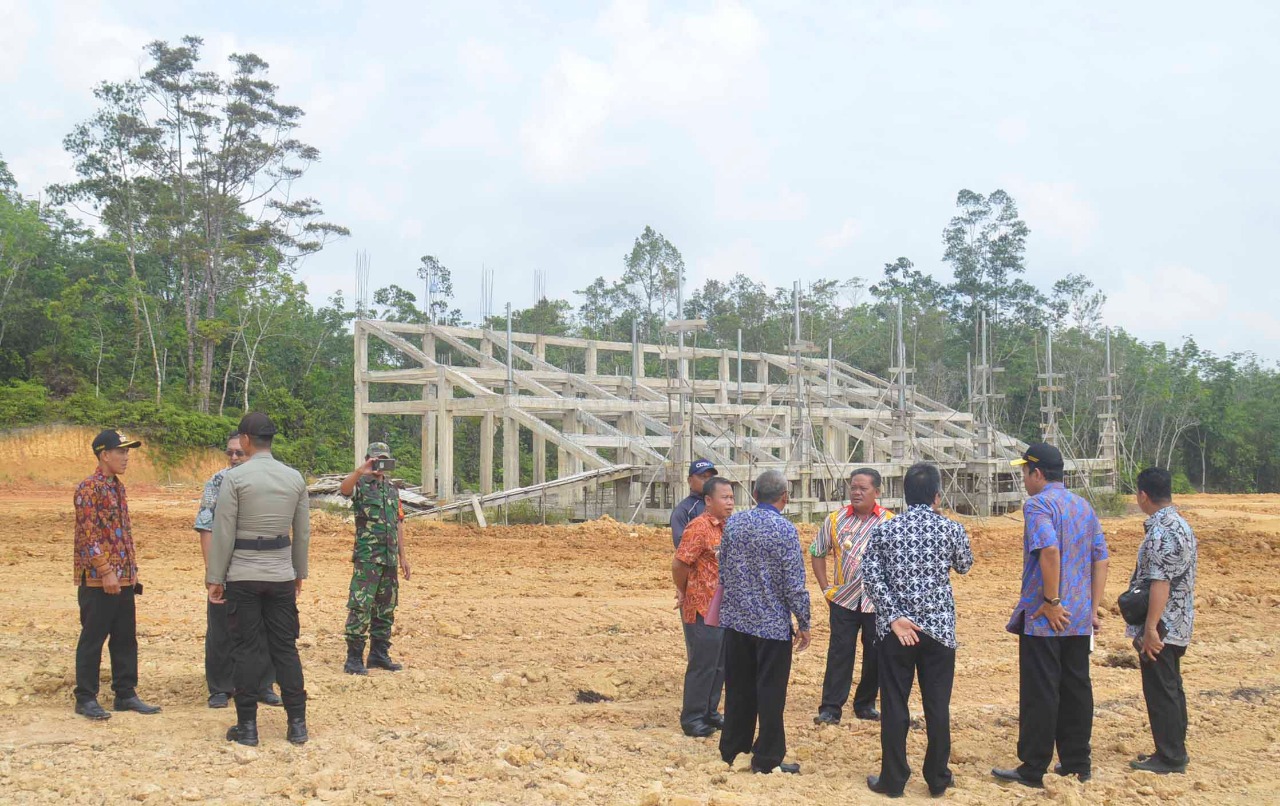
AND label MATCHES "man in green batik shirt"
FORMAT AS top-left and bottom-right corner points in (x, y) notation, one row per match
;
(338, 442), (412, 675)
